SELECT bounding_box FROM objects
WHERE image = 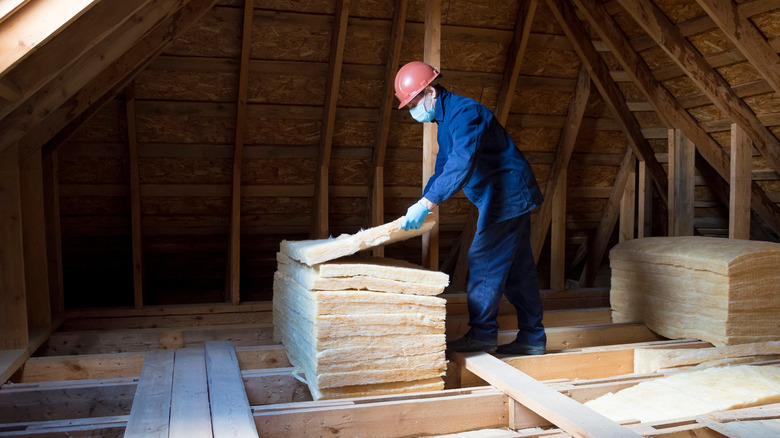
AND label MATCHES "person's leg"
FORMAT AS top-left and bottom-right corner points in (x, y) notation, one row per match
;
(450, 216), (522, 351)
(497, 212), (546, 354)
